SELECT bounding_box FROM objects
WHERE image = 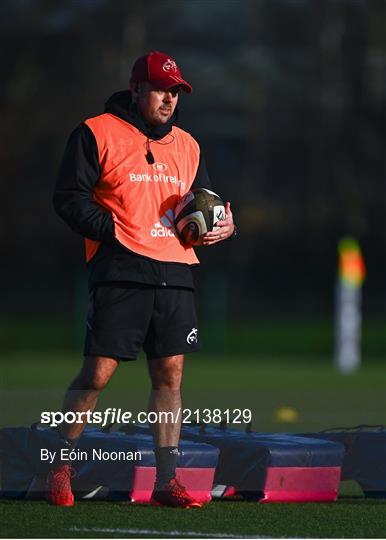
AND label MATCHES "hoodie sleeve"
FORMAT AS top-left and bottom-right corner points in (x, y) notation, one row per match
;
(53, 124), (115, 242)
(191, 151), (212, 190)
